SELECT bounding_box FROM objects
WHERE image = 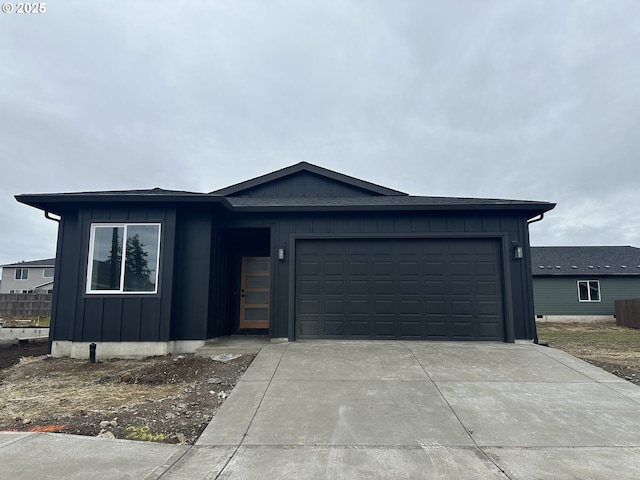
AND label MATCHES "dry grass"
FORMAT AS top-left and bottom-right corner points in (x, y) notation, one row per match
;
(536, 321), (640, 371)
(0, 357), (182, 423)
